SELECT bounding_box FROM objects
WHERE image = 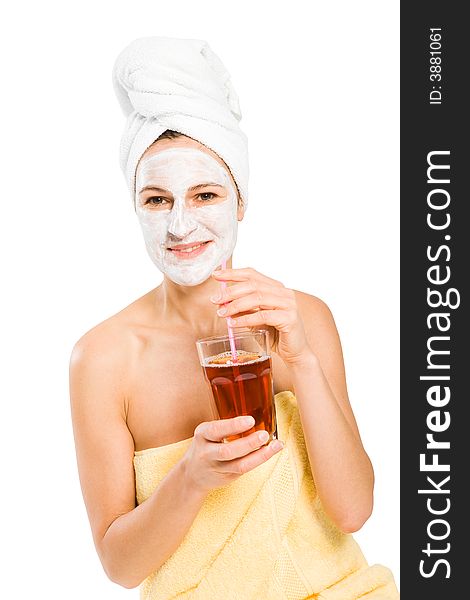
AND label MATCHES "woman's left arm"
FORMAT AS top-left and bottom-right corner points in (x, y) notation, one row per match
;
(211, 267), (374, 533)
